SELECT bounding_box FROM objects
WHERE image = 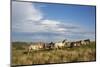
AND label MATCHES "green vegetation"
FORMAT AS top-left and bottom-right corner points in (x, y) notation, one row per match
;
(12, 42), (96, 66)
